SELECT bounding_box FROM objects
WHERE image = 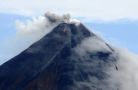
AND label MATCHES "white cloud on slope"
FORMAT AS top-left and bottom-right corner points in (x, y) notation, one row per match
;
(74, 35), (138, 90)
(110, 48), (138, 90)
(0, 0), (138, 21)
(74, 36), (111, 56)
